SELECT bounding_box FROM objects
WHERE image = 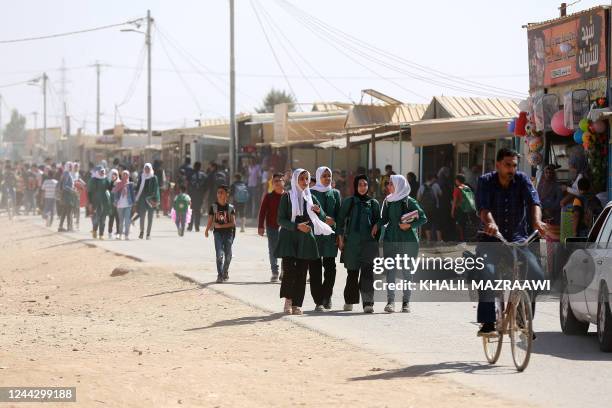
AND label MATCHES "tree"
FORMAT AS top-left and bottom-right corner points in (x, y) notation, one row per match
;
(255, 88), (296, 113)
(4, 109), (26, 143)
